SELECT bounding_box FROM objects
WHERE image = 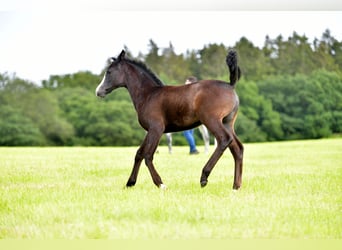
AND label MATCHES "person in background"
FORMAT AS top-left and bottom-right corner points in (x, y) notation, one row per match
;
(183, 76), (200, 155)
